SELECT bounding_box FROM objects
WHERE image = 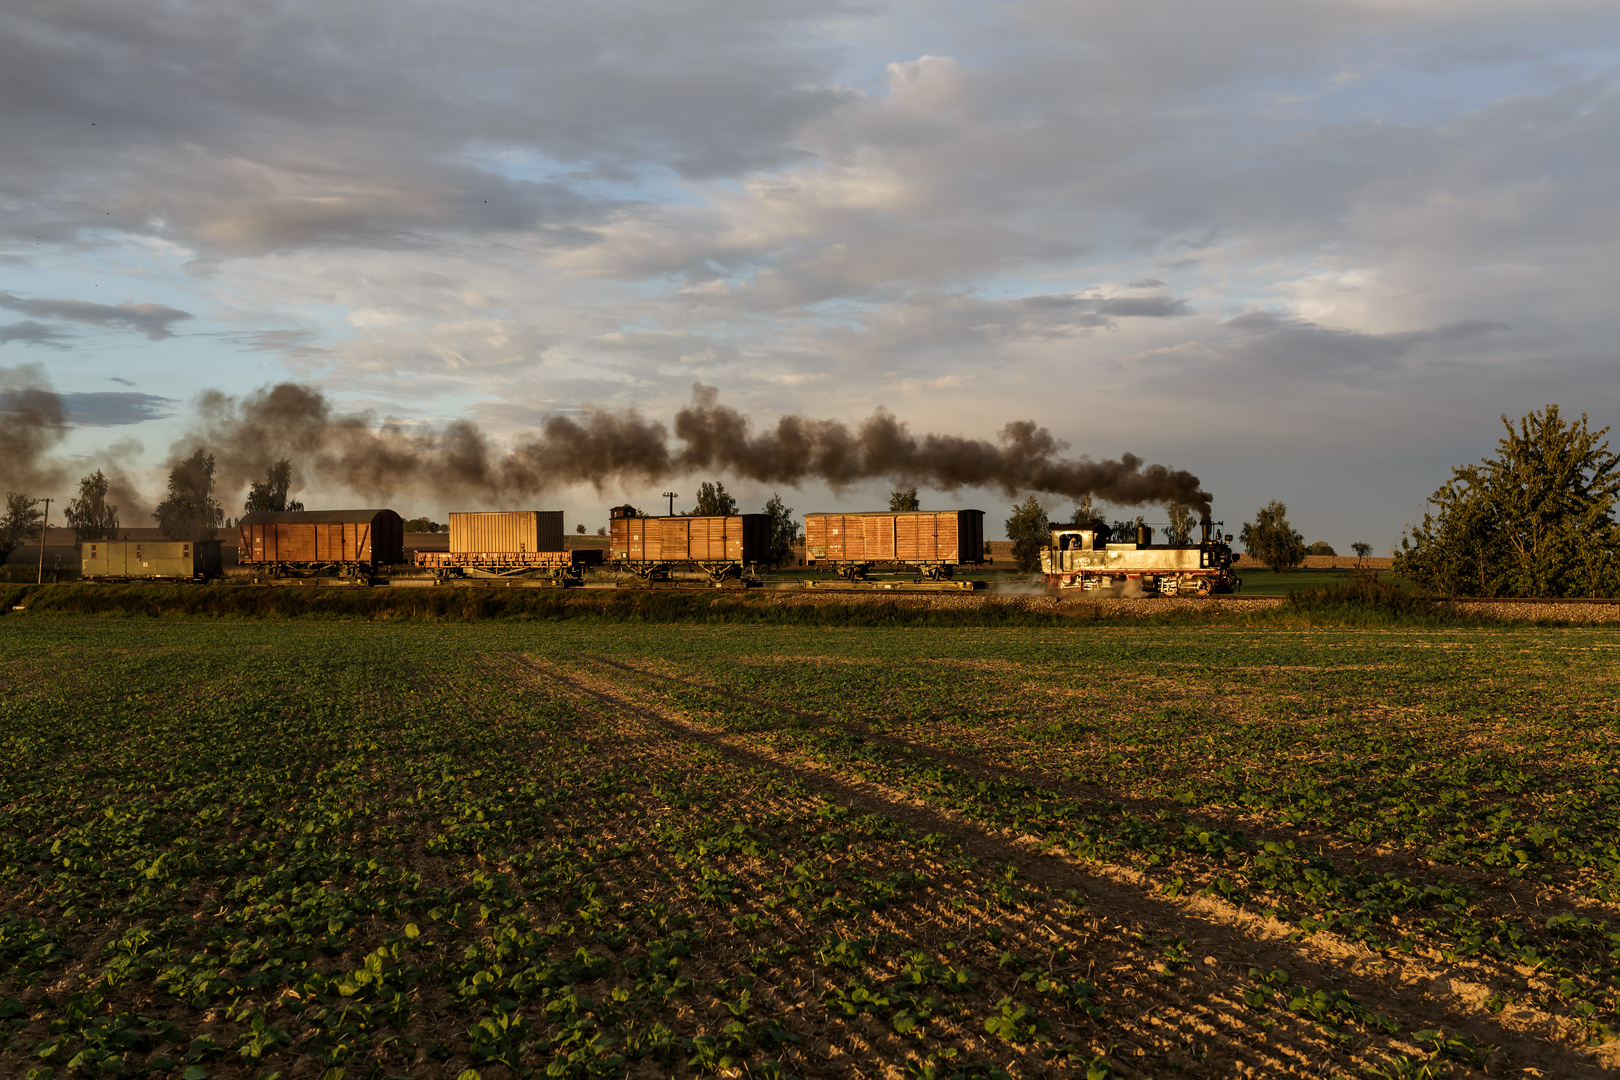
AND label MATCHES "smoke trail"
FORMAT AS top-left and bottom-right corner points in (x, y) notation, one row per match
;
(0, 364), (69, 492)
(673, 385), (1211, 515)
(188, 381), (1211, 515)
(190, 382), (671, 504)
